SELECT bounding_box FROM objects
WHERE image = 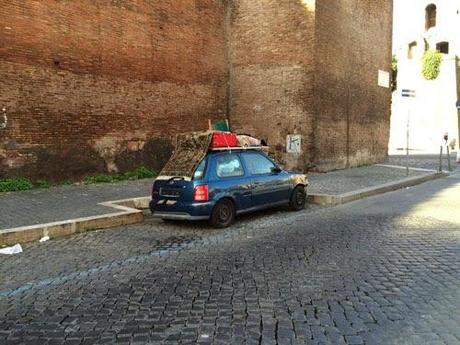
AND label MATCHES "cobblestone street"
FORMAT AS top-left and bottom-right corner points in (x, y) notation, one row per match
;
(1, 174), (459, 345)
